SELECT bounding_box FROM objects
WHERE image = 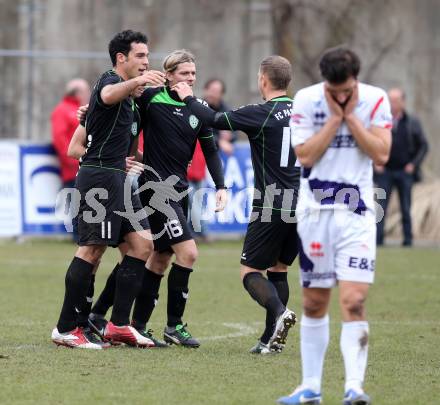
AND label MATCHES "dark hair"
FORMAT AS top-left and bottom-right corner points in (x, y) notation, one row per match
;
(204, 78), (226, 94)
(108, 30), (148, 66)
(260, 55), (292, 90)
(319, 46), (360, 84)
